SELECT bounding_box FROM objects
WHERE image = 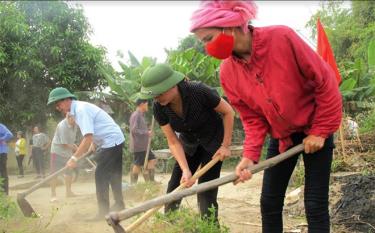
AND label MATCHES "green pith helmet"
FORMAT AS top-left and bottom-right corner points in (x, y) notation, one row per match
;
(139, 63), (185, 99)
(47, 87), (77, 105)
